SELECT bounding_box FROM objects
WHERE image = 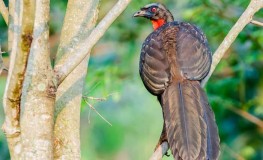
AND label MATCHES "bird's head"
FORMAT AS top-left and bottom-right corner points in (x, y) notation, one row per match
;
(133, 3), (174, 30)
